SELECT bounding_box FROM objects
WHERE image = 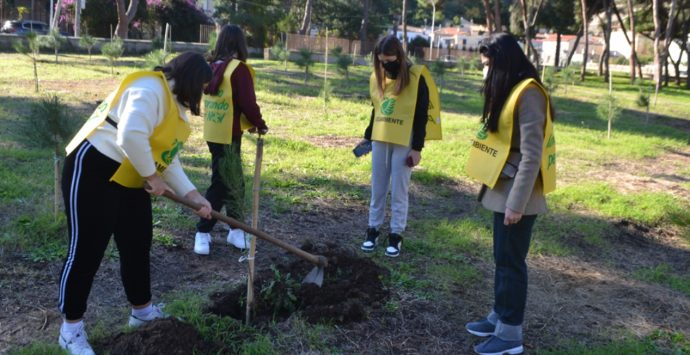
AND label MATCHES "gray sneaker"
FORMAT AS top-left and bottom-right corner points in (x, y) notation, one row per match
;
(465, 318), (496, 337)
(474, 335), (523, 355)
